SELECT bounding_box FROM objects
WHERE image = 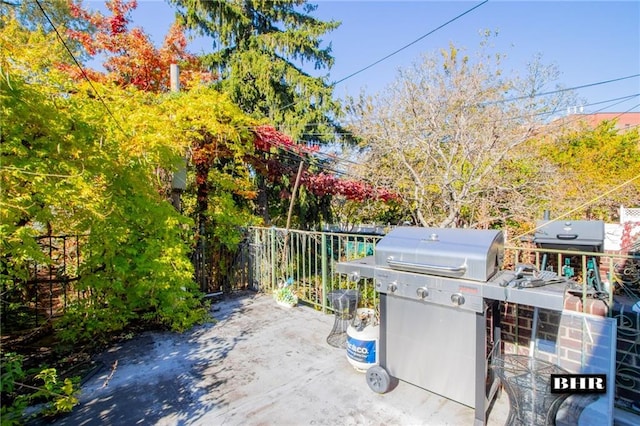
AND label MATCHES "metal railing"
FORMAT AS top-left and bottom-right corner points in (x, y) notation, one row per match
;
(247, 226), (640, 311)
(3, 227), (638, 412)
(247, 227), (383, 313)
(1, 234), (87, 329)
(506, 246), (640, 307)
(6, 228), (638, 323)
